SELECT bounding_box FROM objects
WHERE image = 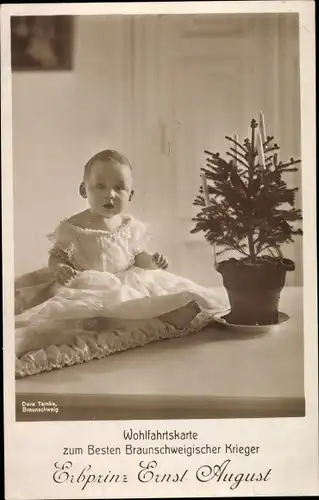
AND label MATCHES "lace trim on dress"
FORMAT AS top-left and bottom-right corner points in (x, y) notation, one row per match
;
(63, 216), (133, 236)
(49, 246), (75, 264)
